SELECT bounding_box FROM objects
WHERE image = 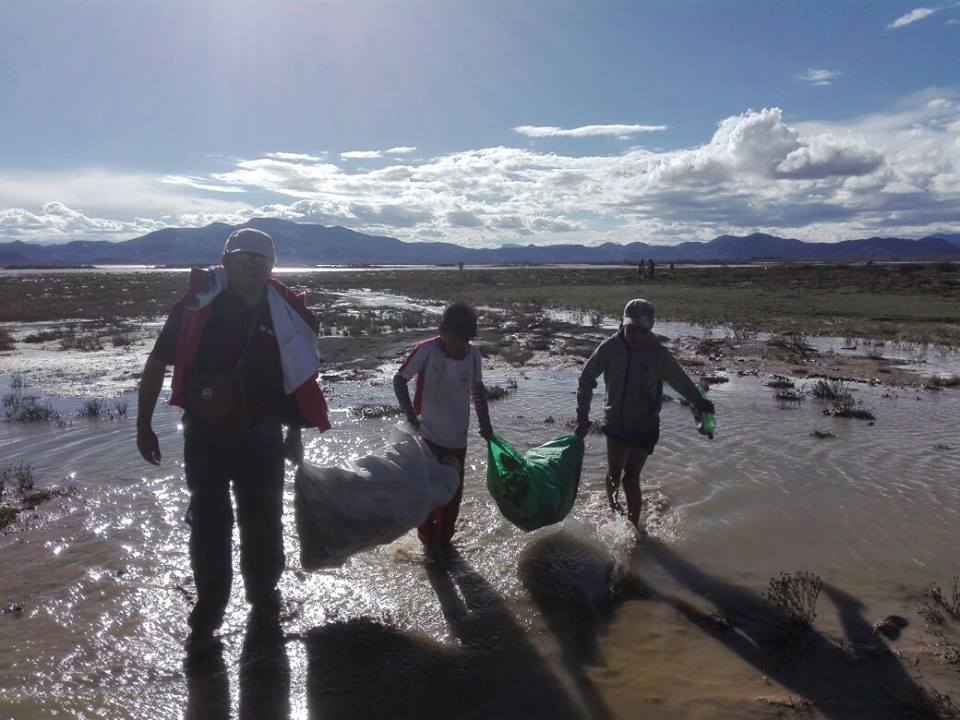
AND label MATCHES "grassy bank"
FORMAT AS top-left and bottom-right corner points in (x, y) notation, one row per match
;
(1, 263), (958, 344)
